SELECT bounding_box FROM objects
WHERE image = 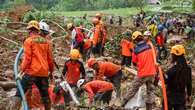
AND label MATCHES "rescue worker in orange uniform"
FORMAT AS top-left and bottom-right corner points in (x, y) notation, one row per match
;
(62, 49), (85, 104)
(121, 31), (157, 110)
(92, 14), (107, 56)
(67, 23), (85, 55)
(156, 25), (167, 60)
(12, 20), (54, 110)
(120, 37), (134, 66)
(77, 79), (113, 105)
(87, 58), (122, 98)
